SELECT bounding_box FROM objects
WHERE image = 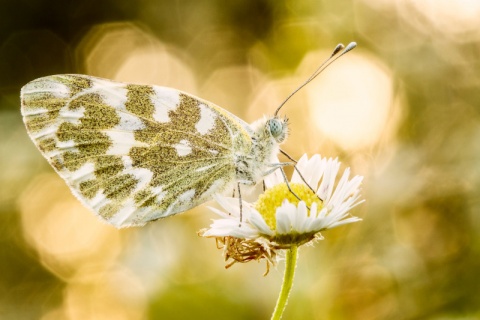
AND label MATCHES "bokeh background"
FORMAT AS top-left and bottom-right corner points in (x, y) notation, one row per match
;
(1, 0), (480, 319)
